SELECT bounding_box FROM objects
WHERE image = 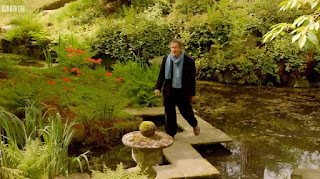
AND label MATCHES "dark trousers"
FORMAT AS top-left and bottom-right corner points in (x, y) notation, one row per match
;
(164, 88), (198, 137)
